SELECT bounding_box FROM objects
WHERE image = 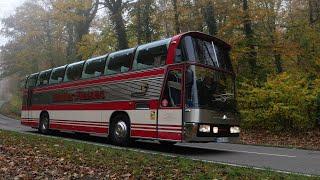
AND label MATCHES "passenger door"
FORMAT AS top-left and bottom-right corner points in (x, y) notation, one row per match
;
(157, 65), (184, 141)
